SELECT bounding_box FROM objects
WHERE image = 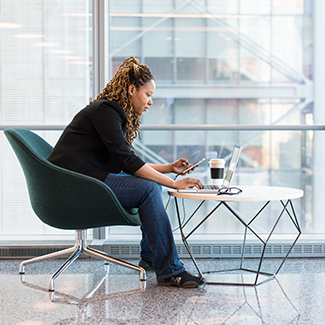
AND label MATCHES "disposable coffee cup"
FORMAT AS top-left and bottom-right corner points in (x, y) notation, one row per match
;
(209, 159), (225, 186)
